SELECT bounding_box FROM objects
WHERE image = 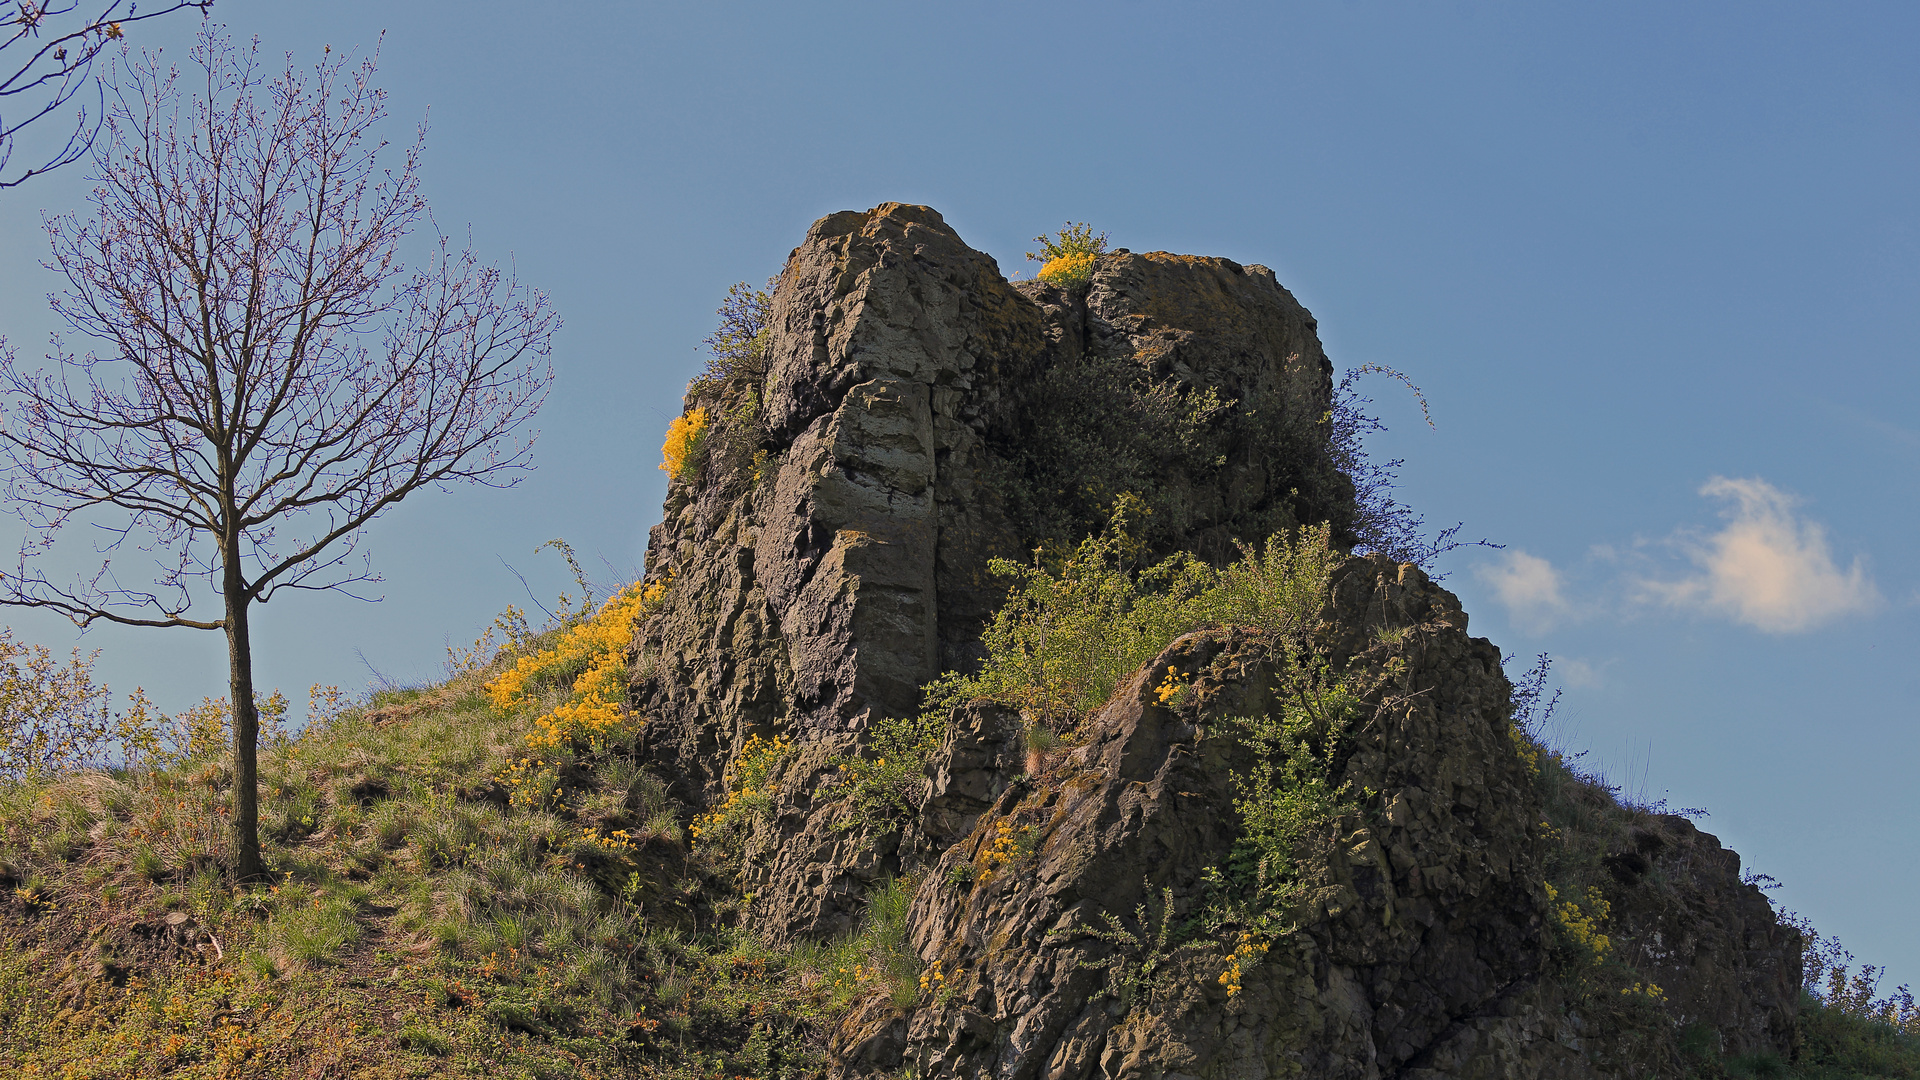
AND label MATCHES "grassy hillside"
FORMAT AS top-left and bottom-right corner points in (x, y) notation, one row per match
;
(0, 595), (916, 1079)
(1, 553), (1915, 1078)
